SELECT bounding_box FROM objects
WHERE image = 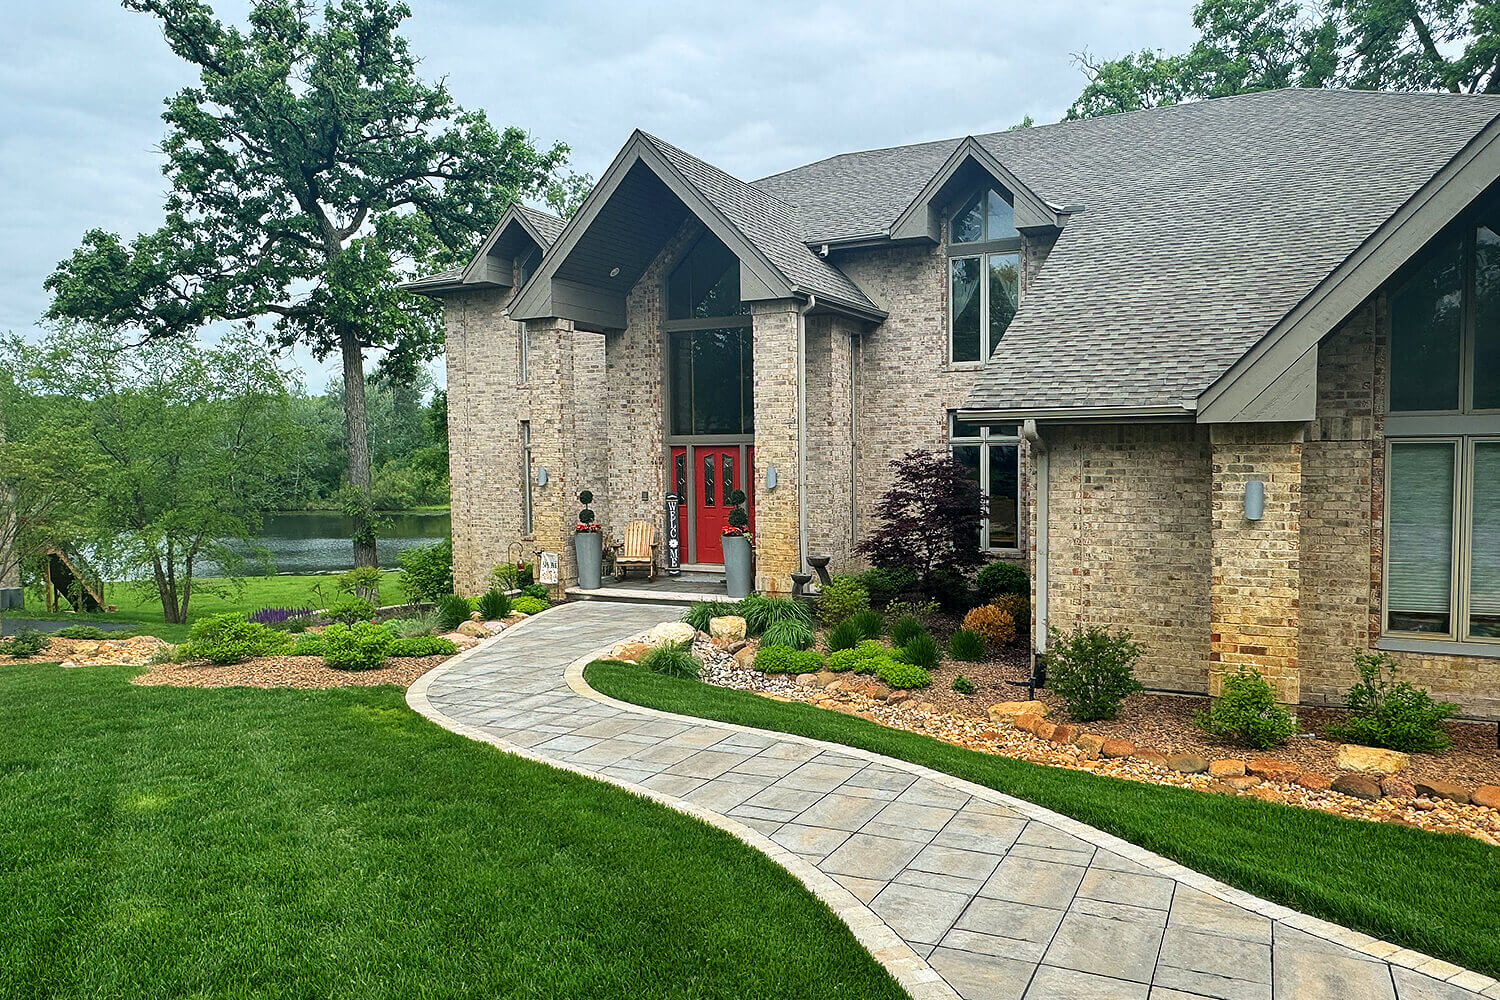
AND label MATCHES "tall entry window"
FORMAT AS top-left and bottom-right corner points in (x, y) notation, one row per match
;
(949, 412), (1020, 551)
(949, 186), (1021, 365)
(1384, 214), (1500, 644)
(666, 233), (754, 436)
